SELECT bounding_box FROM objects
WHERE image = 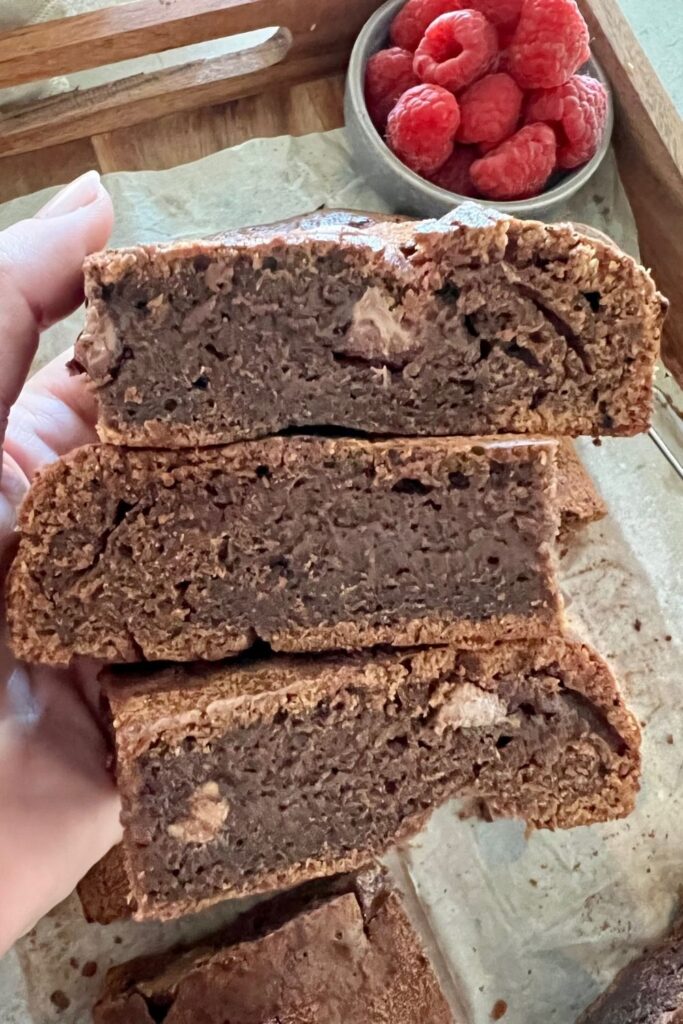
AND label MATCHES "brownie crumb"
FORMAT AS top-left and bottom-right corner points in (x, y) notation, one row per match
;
(633, 619), (642, 632)
(491, 999), (508, 1019)
(50, 990), (70, 1011)
(68, 957), (79, 969)
(82, 961), (98, 977)
(666, 635), (672, 642)
(592, 437), (603, 446)
(667, 735), (674, 745)
(529, 879), (538, 887)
